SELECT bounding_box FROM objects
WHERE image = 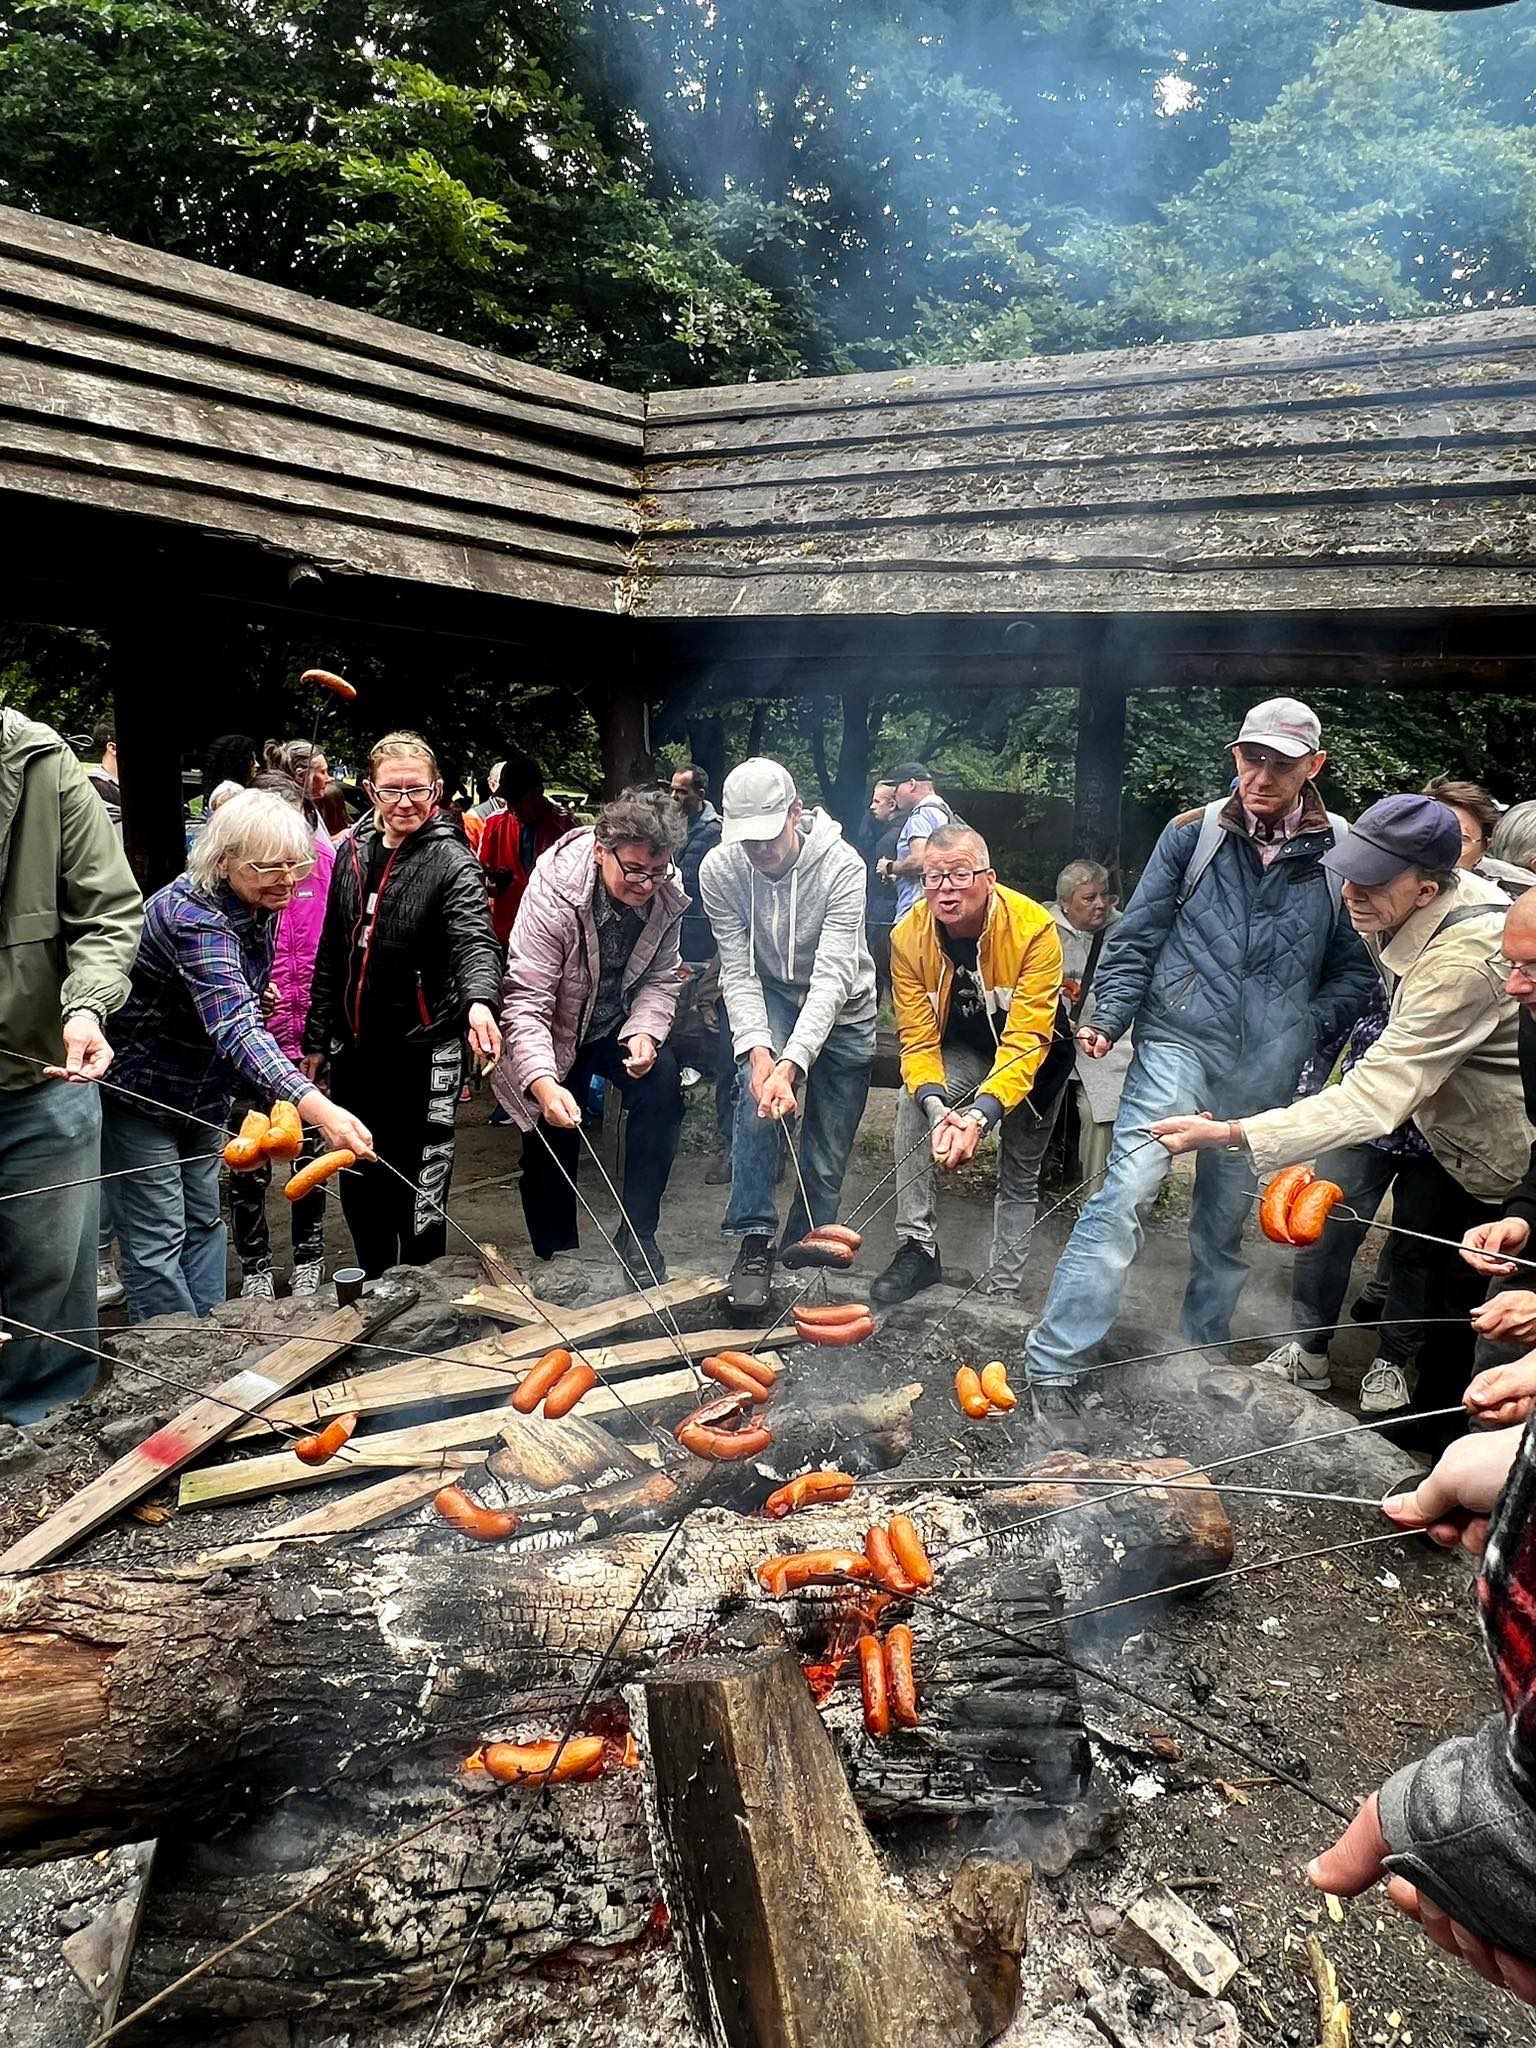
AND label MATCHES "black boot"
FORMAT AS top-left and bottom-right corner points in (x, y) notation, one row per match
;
(615, 1226), (668, 1286)
(727, 1234), (776, 1313)
(871, 1239), (942, 1307)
